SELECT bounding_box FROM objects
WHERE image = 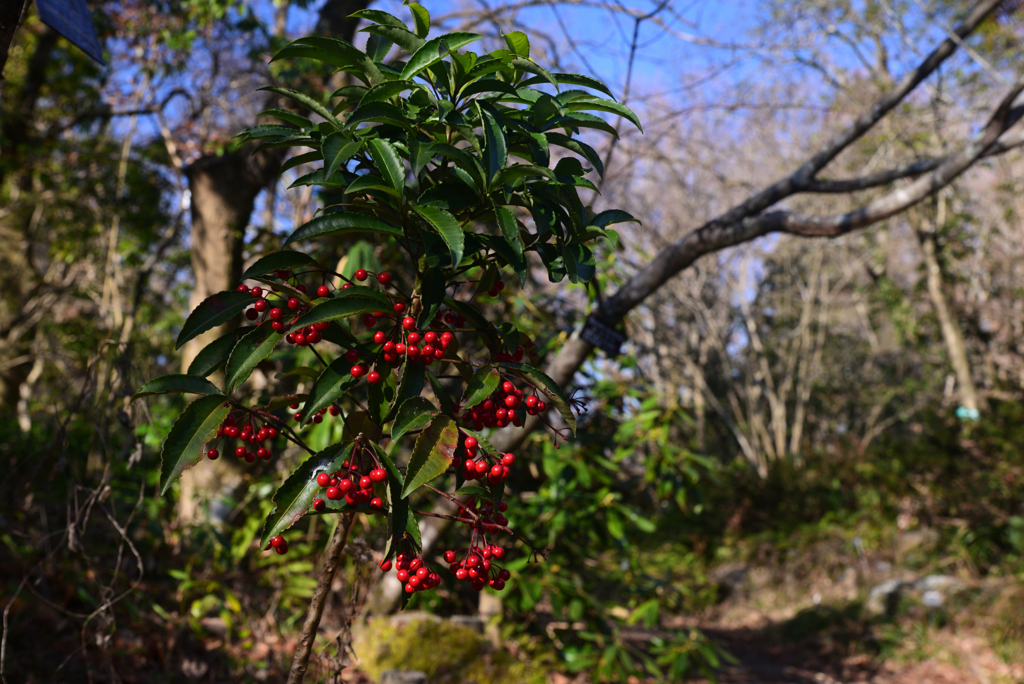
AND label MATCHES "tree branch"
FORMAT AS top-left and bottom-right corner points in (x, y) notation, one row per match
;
(286, 512), (357, 684)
